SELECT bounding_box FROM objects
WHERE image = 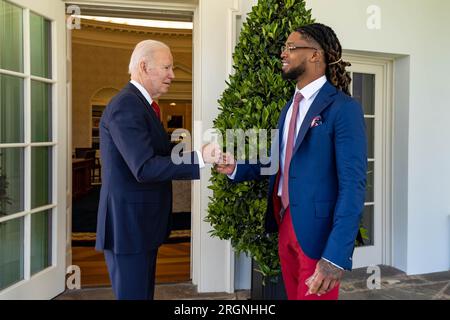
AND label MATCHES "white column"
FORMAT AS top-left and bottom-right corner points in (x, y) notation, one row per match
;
(192, 0), (254, 293)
